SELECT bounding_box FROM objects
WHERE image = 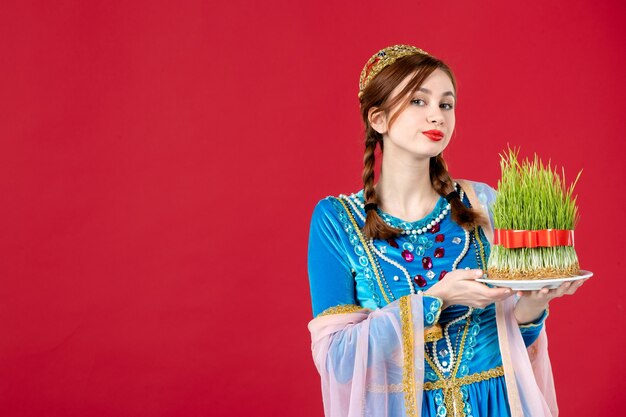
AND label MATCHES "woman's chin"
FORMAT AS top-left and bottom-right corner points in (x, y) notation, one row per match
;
(383, 139), (448, 160)
(417, 140), (448, 155)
